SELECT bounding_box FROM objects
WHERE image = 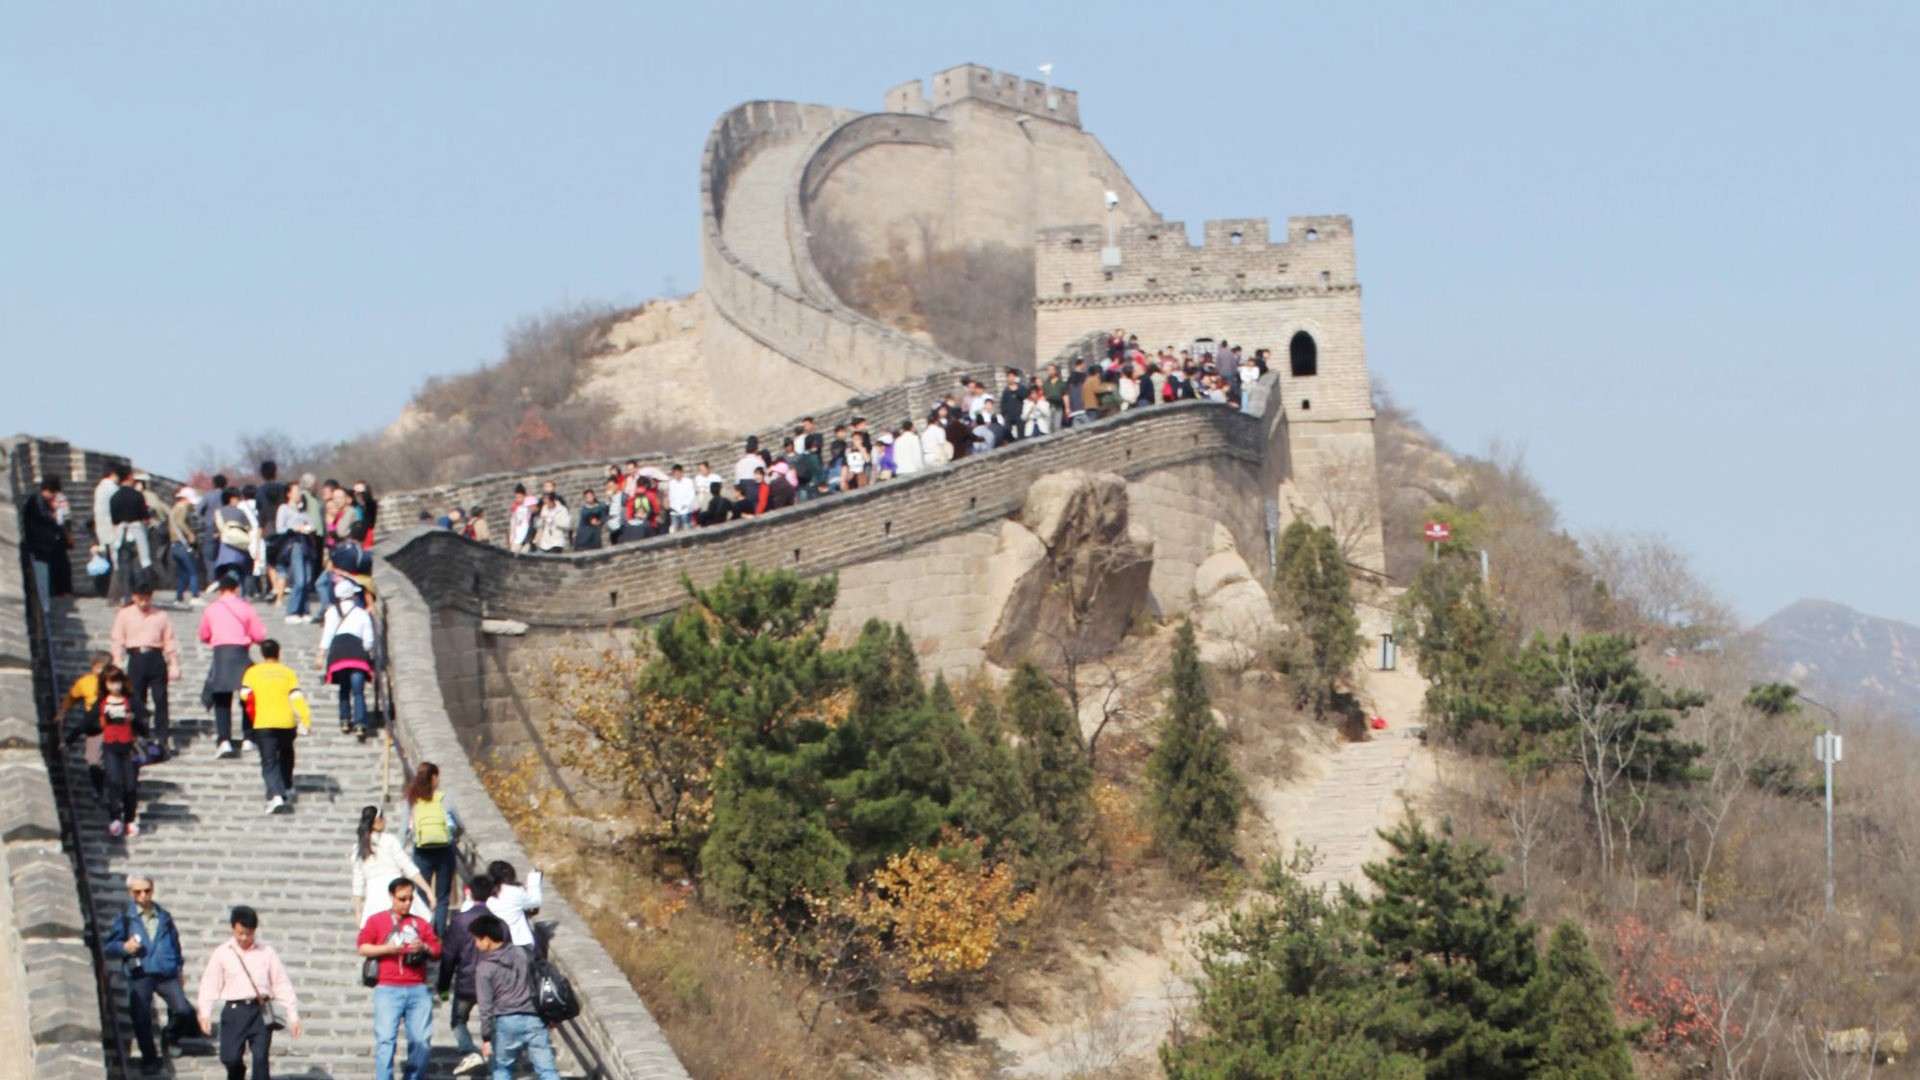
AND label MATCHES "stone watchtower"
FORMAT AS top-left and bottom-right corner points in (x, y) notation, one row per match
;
(1034, 215), (1386, 572)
